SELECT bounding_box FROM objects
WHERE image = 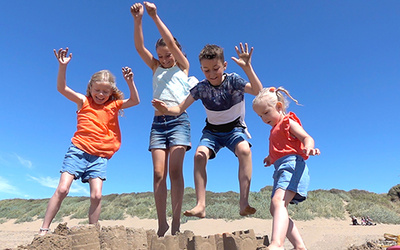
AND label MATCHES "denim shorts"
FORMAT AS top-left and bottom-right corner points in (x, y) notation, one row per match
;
(148, 112), (191, 151)
(60, 144), (108, 183)
(198, 127), (251, 159)
(271, 154), (310, 204)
